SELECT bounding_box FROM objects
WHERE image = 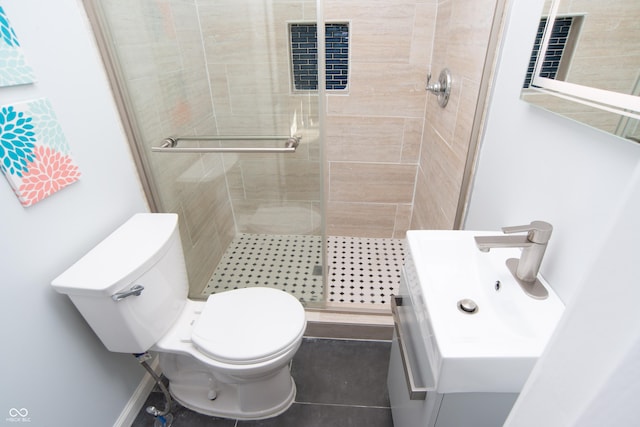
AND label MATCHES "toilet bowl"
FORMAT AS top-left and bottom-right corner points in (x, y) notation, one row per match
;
(153, 288), (306, 419)
(51, 213), (307, 420)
